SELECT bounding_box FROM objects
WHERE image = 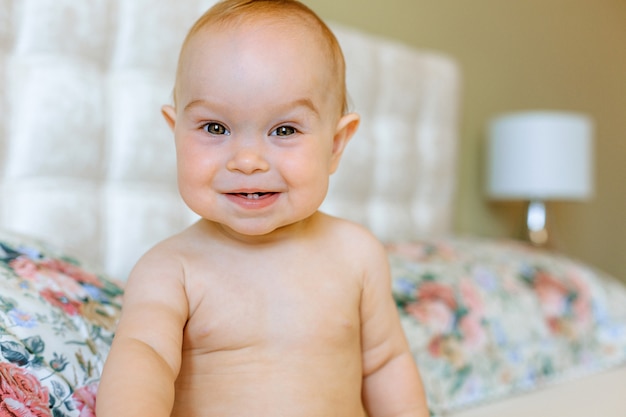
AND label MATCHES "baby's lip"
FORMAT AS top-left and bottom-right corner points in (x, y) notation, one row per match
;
(225, 189), (279, 199)
(224, 190), (281, 208)
(230, 192), (274, 200)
